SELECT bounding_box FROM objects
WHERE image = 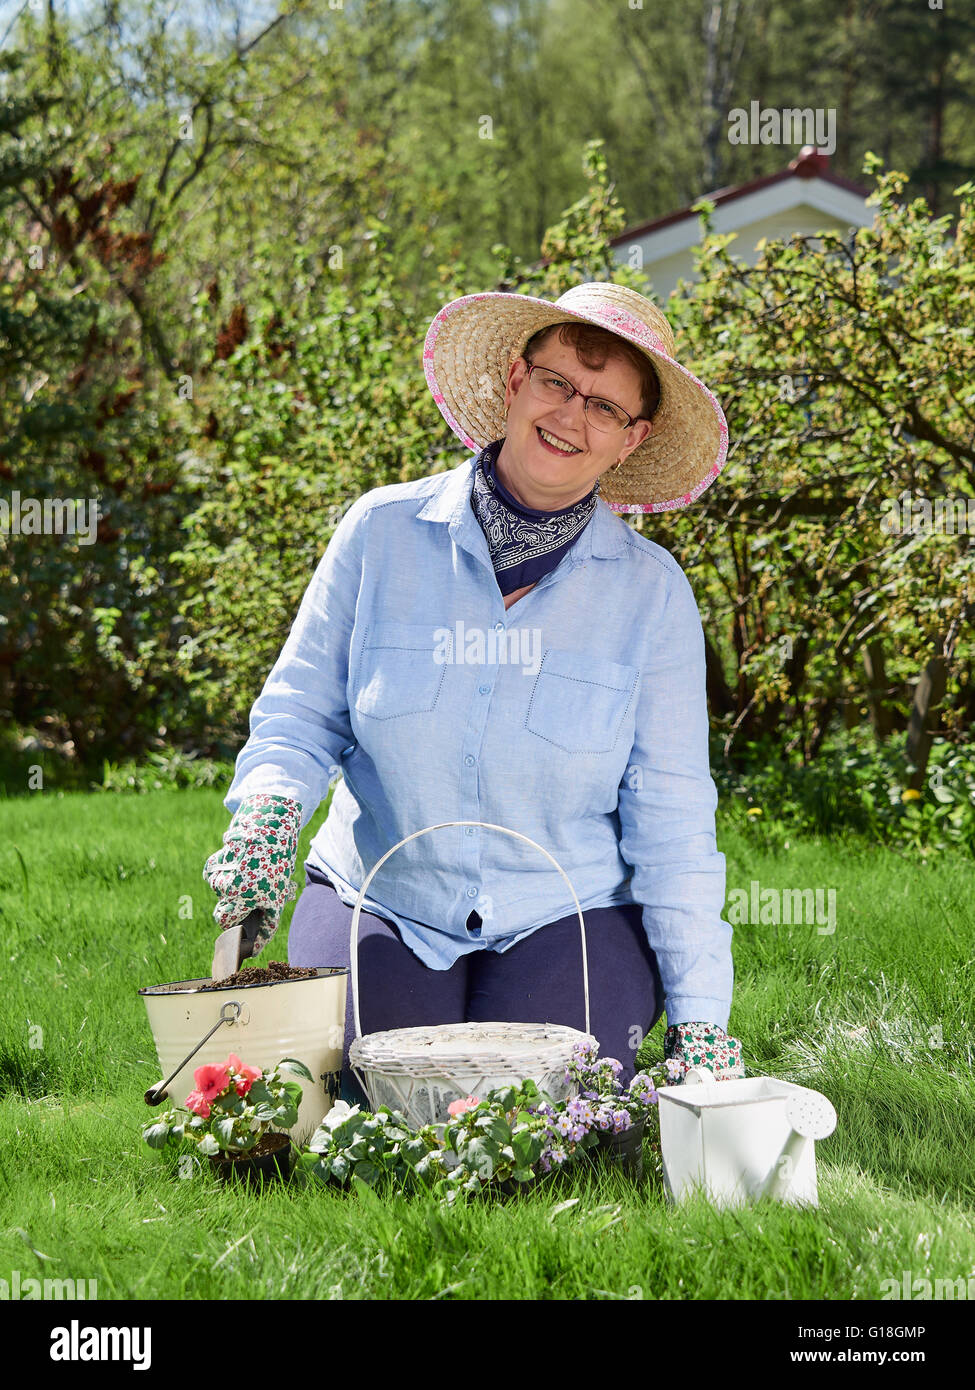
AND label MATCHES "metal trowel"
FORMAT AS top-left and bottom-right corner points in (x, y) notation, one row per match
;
(211, 909), (264, 982)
